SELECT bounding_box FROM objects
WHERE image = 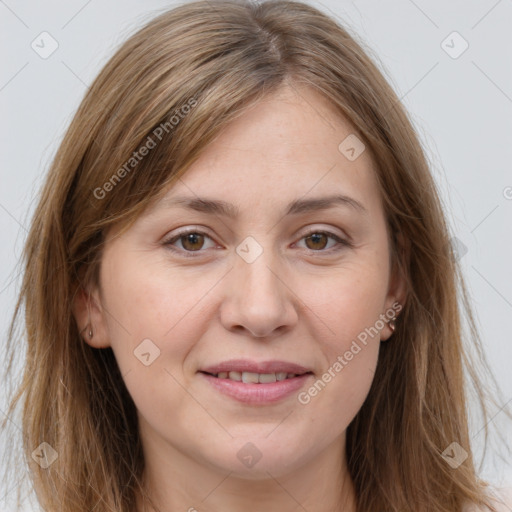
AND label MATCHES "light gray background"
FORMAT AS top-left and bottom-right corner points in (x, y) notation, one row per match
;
(1, 0), (511, 510)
